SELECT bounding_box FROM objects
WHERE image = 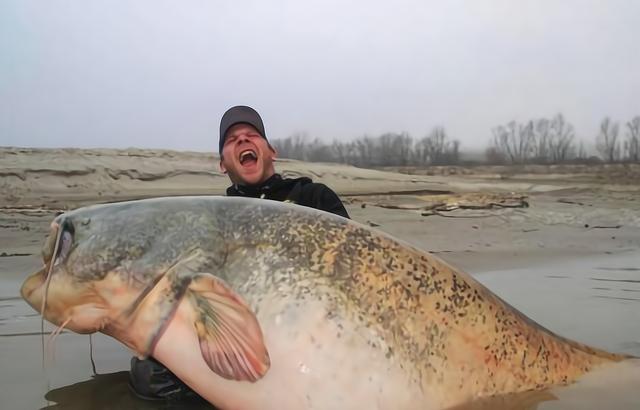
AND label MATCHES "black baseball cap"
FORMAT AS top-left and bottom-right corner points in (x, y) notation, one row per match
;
(219, 105), (267, 154)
